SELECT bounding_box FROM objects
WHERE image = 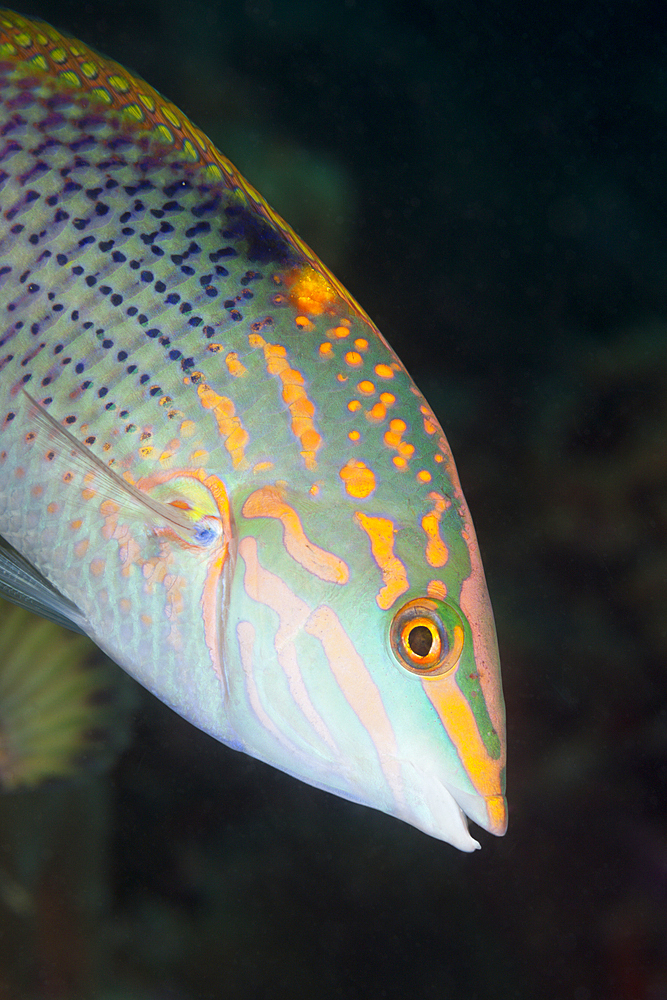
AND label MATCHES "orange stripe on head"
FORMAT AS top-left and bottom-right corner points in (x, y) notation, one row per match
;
(236, 620), (295, 751)
(421, 491), (450, 568)
(242, 486), (349, 584)
(238, 538), (339, 753)
(354, 511), (409, 609)
(420, 672), (506, 835)
(304, 605), (403, 804)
